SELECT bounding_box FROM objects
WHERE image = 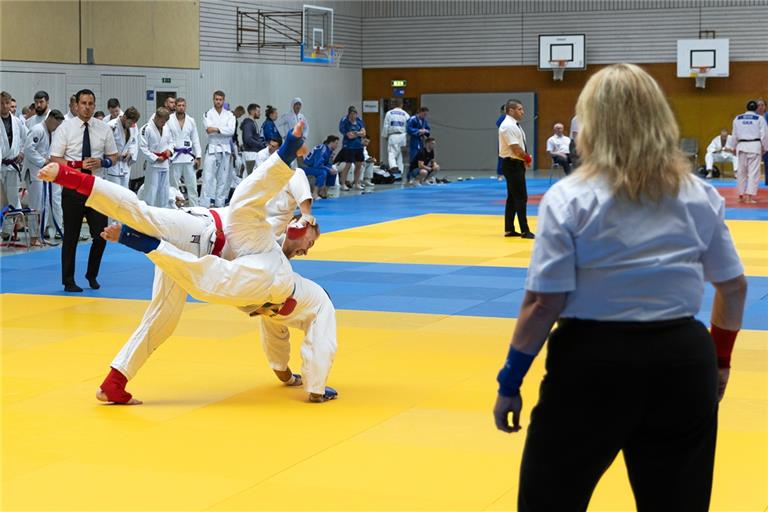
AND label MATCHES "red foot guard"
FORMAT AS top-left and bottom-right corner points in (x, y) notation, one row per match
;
(99, 367), (133, 403)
